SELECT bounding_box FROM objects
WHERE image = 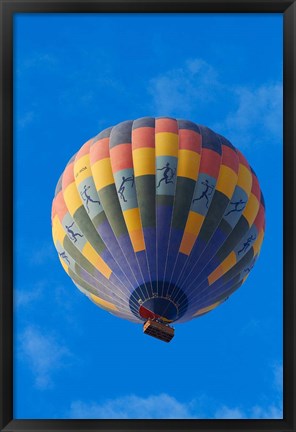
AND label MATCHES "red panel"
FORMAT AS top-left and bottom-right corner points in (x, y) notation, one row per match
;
(179, 129), (202, 153)
(53, 191), (68, 220)
(132, 127), (155, 149)
(237, 150), (250, 169)
(199, 148), (221, 178)
(89, 138), (110, 164)
(75, 139), (92, 159)
(110, 143), (133, 173)
(139, 305), (161, 321)
(62, 162), (75, 189)
(51, 201), (57, 220)
(155, 118), (178, 134)
(221, 145), (239, 173)
(251, 172), (261, 201)
(253, 203), (265, 231)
